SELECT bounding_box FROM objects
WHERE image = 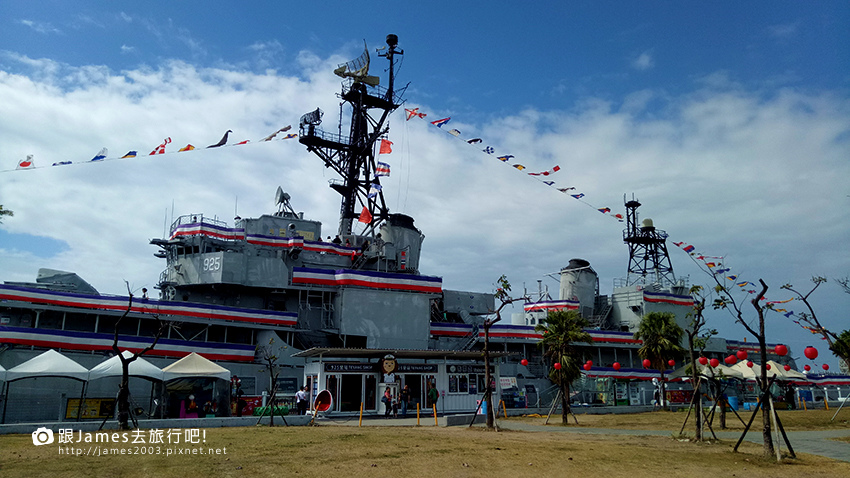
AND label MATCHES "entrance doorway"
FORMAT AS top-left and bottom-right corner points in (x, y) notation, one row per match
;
(403, 374), (422, 410)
